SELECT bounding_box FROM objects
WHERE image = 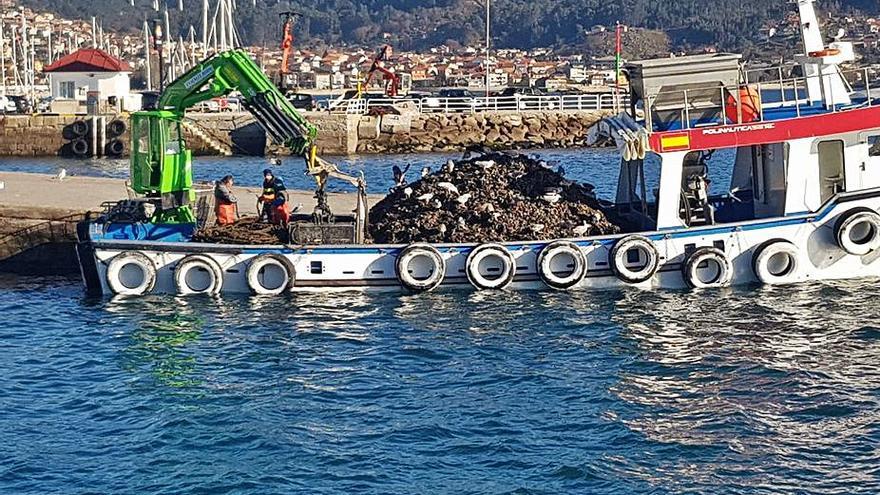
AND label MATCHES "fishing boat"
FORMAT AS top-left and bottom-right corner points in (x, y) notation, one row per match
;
(77, 0), (880, 295)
